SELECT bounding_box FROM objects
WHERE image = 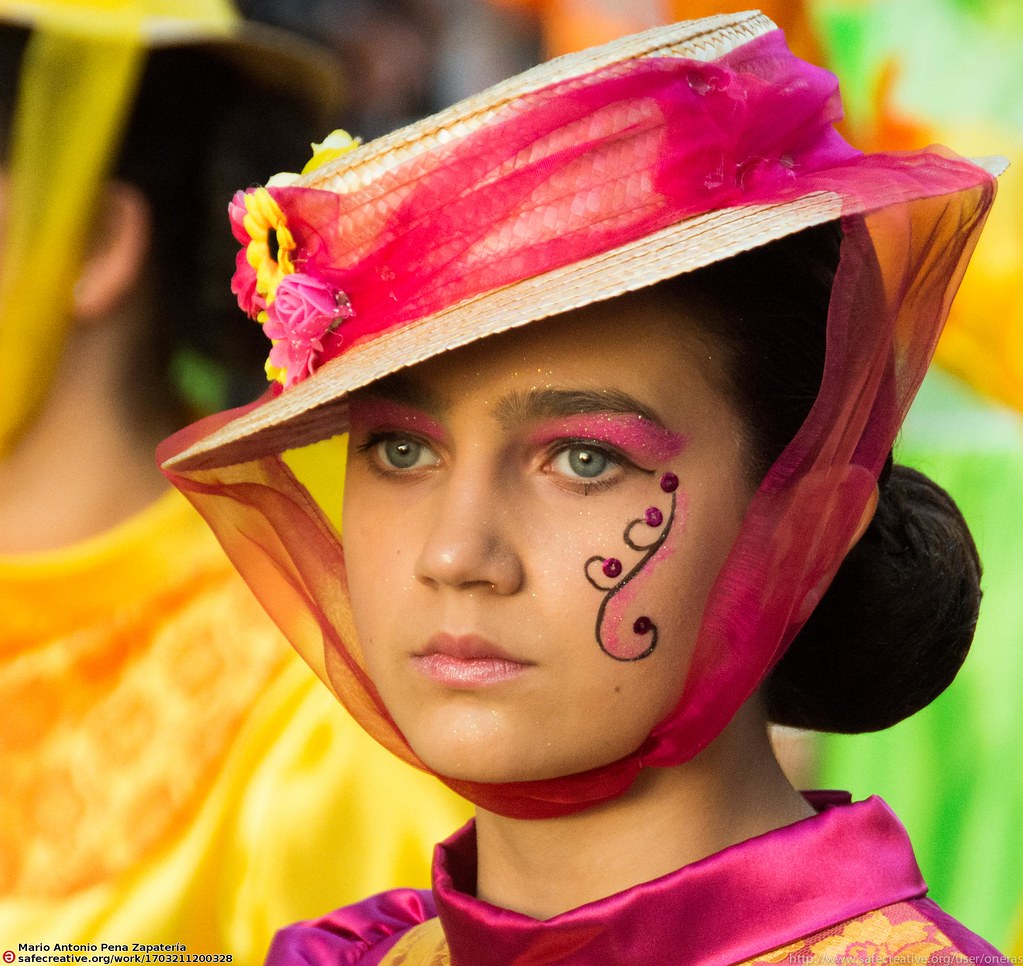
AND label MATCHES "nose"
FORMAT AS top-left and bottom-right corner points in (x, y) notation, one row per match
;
(413, 474), (524, 595)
